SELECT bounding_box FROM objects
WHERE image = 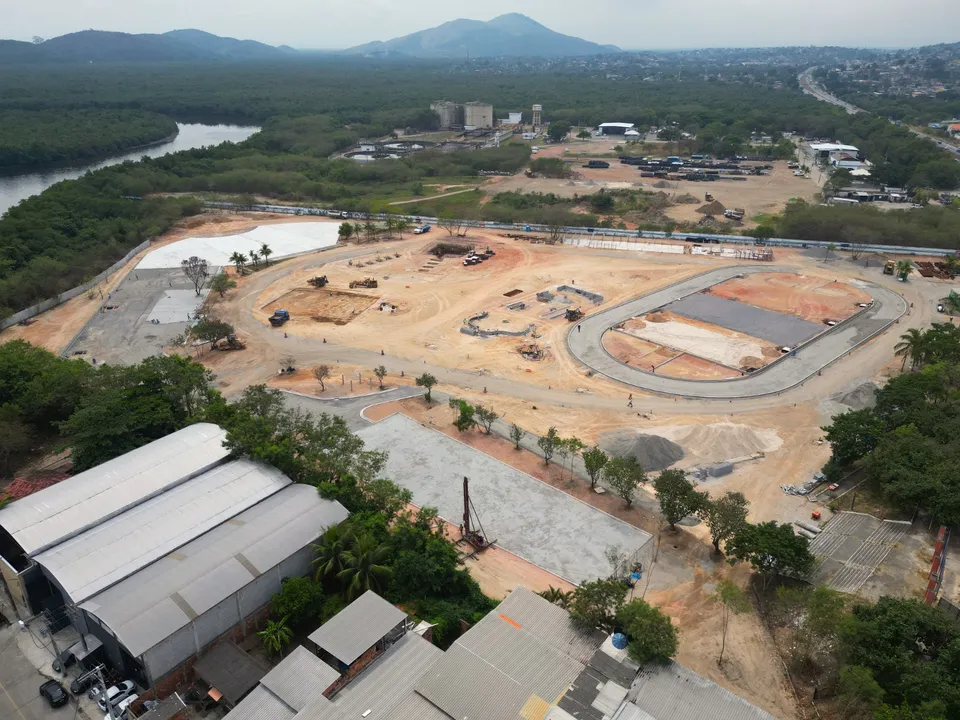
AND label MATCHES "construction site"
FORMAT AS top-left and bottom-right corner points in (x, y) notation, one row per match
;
(3, 197), (952, 720)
